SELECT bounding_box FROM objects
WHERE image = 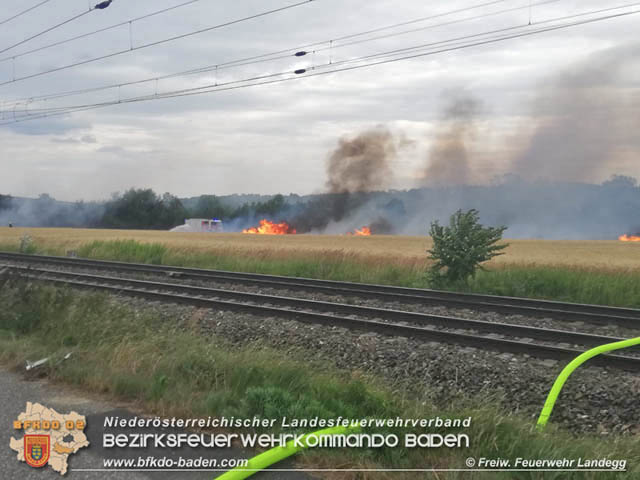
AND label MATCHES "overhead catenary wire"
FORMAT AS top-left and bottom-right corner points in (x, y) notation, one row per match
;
(3, 5), (639, 125)
(0, 0), (510, 66)
(307, 0), (564, 55)
(108, 5), (640, 102)
(3, 5), (637, 118)
(0, 1), (115, 56)
(0, 0), (55, 27)
(1, 0), (561, 107)
(0, 0), (205, 64)
(0, 0), (316, 88)
(307, 1), (640, 70)
(7, 20), (554, 114)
